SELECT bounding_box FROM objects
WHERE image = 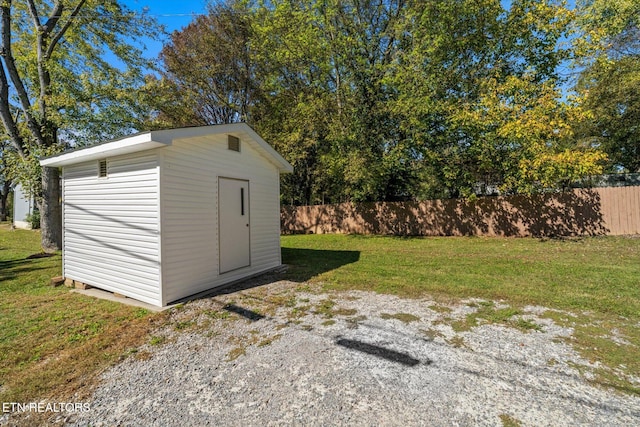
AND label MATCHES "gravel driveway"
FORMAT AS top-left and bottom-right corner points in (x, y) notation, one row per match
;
(55, 278), (640, 426)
